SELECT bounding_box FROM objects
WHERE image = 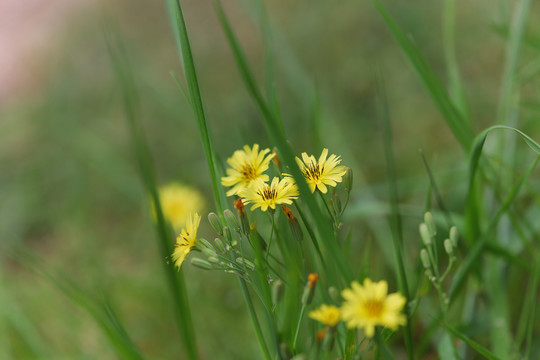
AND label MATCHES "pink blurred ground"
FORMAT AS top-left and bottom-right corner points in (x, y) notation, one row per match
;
(0, 0), (92, 104)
